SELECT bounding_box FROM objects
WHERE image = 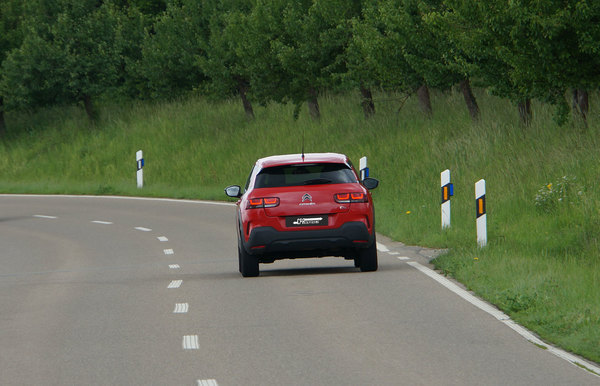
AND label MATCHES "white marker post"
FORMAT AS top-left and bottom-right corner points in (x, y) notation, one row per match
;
(136, 150), (144, 188)
(441, 169), (453, 229)
(475, 179), (487, 247)
(359, 156), (369, 181)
